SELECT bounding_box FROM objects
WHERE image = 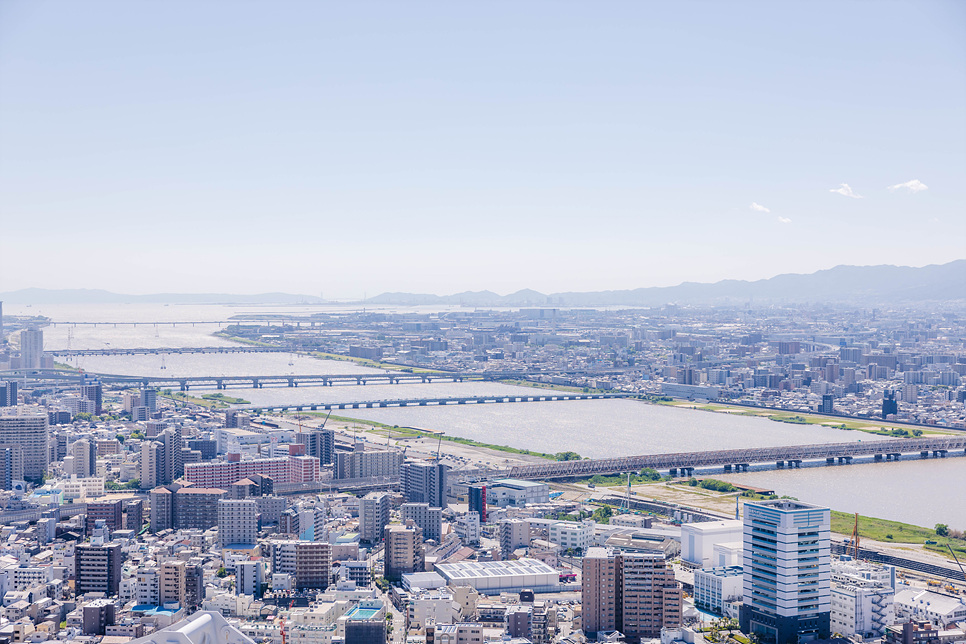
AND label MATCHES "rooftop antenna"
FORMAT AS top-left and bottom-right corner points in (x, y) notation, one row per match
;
(735, 495), (740, 520)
